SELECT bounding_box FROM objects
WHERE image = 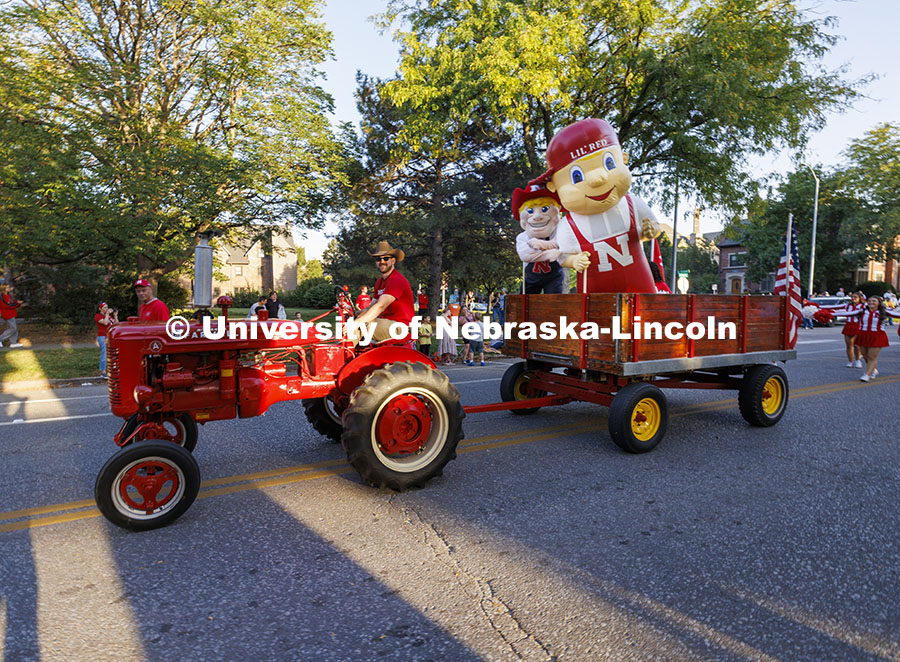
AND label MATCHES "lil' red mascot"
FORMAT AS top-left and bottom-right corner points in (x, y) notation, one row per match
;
(535, 118), (661, 293)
